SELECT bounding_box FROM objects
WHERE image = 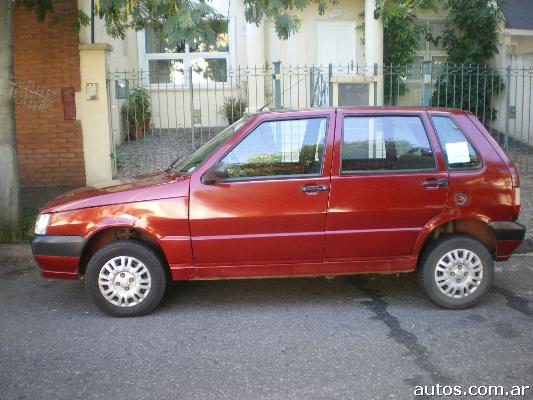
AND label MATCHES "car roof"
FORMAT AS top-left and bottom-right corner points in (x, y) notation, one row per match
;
(250, 107), (467, 117)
